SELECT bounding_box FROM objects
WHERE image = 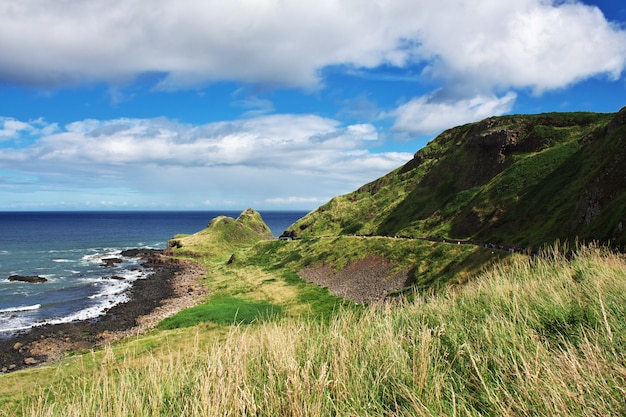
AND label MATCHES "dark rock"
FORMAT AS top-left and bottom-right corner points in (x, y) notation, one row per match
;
(167, 239), (183, 249)
(8, 275), (47, 283)
(120, 249), (163, 258)
(101, 258), (124, 267)
(109, 275), (126, 280)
